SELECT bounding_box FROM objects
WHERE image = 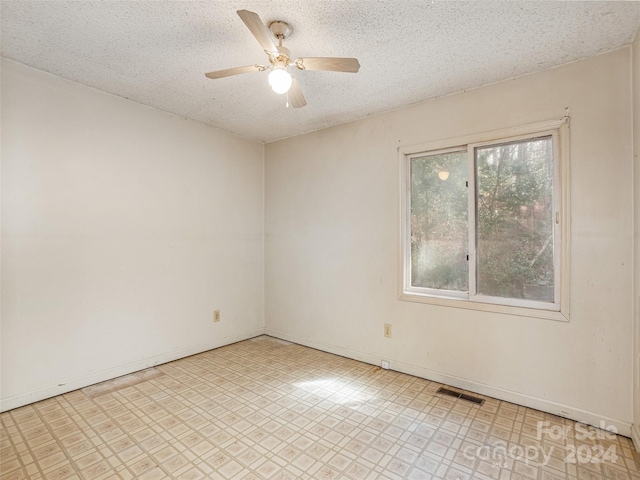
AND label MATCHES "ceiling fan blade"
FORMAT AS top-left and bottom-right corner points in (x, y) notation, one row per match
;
(205, 65), (263, 80)
(294, 57), (360, 73)
(237, 10), (278, 54)
(288, 77), (307, 108)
